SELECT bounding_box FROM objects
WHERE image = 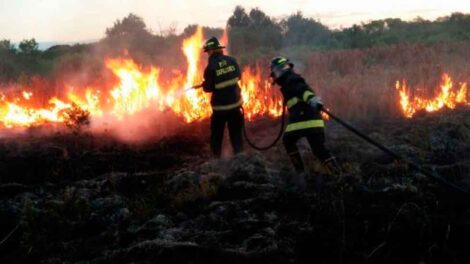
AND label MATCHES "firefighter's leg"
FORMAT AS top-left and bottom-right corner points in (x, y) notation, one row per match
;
(322, 156), (342, 176)
(283, 134), (305, 173)
(283, 134), (307, 192)
(227, 108), (244, 154)
(210, 111), (226, 158)
(306, 133), (342, 175)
